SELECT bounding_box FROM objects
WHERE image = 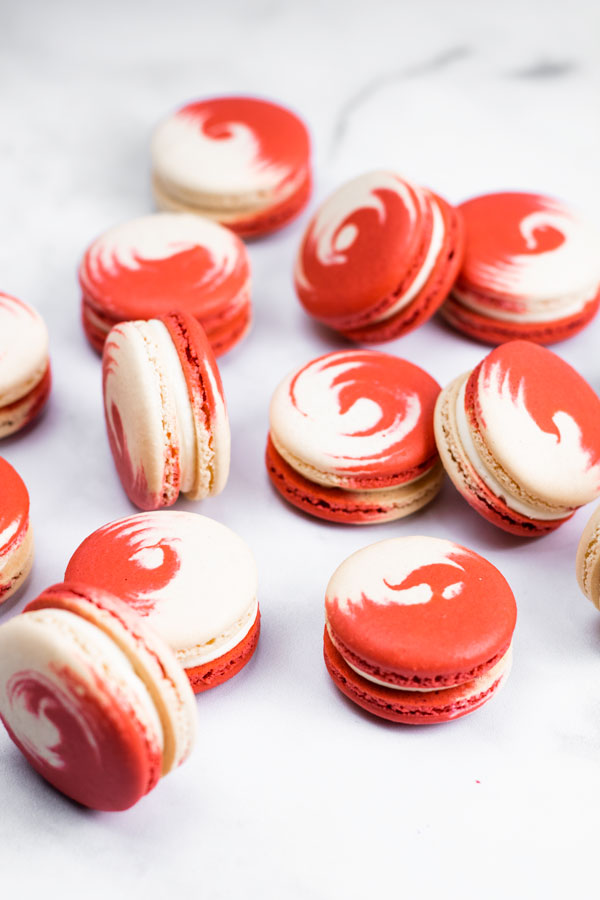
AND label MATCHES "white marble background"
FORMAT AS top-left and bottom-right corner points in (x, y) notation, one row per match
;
(1, 1), (600, 897)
